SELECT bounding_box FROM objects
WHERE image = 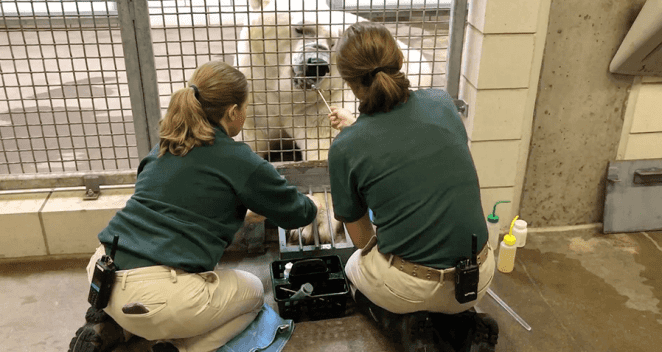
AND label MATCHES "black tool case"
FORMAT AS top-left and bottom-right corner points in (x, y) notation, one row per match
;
(270, 255), (350, 321)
